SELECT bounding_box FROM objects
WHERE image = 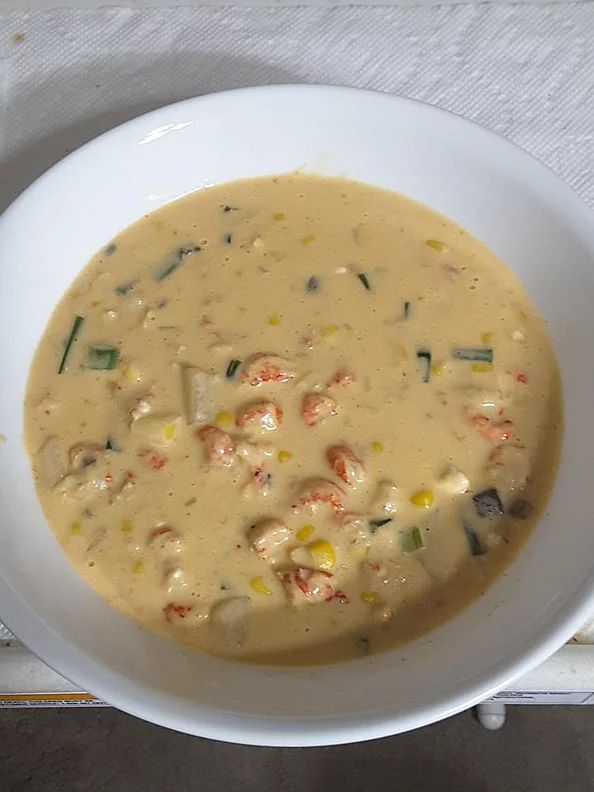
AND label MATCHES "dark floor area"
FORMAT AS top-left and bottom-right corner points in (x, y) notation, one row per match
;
(1, 705), (593, 791)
